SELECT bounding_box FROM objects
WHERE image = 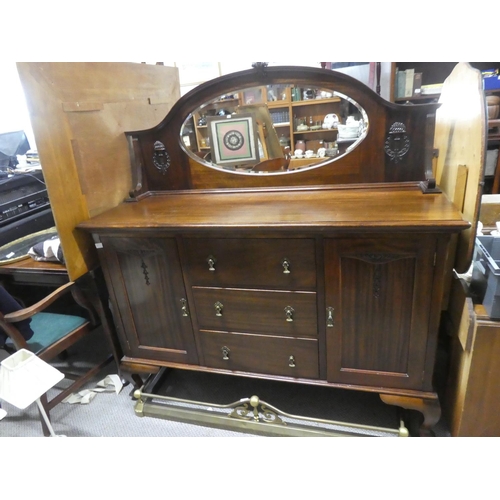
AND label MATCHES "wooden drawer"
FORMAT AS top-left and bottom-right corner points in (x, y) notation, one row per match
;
(183, 237), (316, 290)
(199, 330), (319, 379)
(192, 287), (318, 338)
